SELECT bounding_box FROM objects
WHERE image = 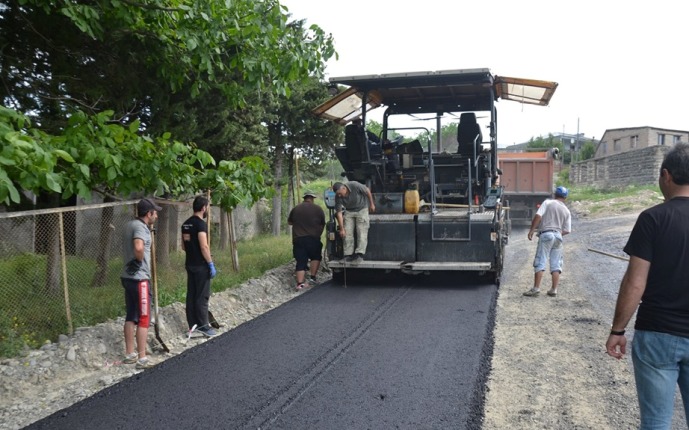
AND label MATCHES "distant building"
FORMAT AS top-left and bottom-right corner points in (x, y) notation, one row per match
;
(595, 126), (689, 158)
(501, 132), (597, 153)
